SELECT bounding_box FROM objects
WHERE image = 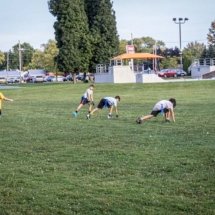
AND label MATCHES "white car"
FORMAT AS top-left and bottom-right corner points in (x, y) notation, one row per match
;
(32, 75), (45, 83)
(52, 76), (66, 82)
(0, 77), (7, 84)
